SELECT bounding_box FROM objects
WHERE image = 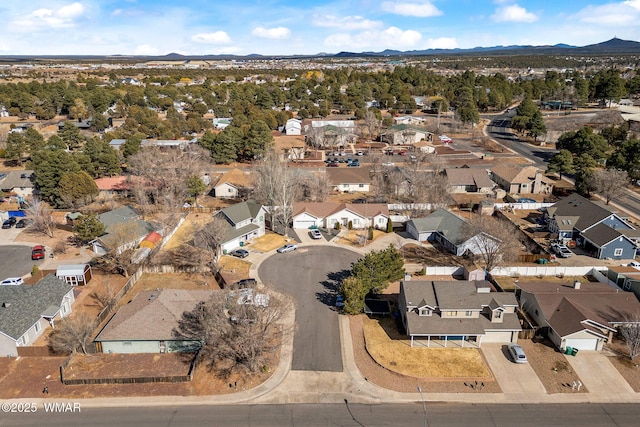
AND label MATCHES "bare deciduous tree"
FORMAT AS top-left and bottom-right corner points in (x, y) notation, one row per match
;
(594, 168), (629, 205)
(363, 110), (382, 140)
(299, 174), (330, 202)
(619, 315), (640, 361)
(48, 312), (96, 355)
(173, 288), (292, 375)
(461, 213), (521, 272)
(26, 197), (56, 238)
(252, 151), (301, 235)
(90, 283), (118, 312)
